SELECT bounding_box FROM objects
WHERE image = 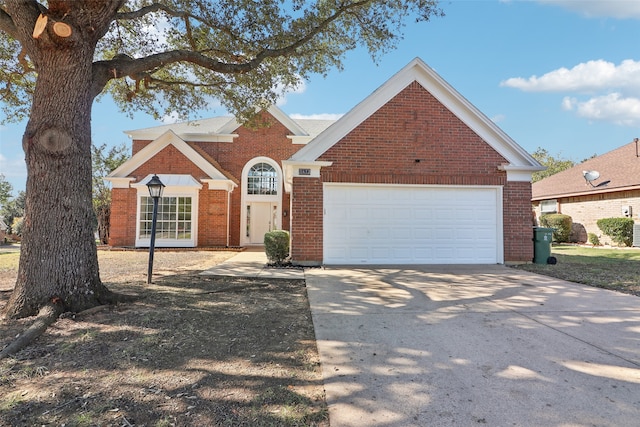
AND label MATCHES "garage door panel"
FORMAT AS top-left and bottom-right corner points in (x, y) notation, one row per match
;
(324, 185), (501, 264)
